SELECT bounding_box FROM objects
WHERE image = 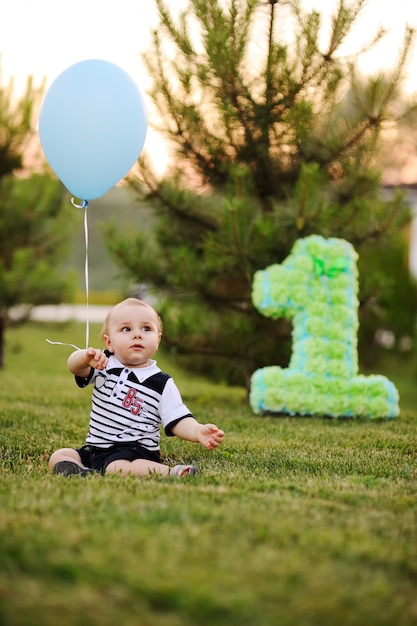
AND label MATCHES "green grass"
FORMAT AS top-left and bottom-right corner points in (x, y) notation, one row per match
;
(1, 322), (416, 626)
